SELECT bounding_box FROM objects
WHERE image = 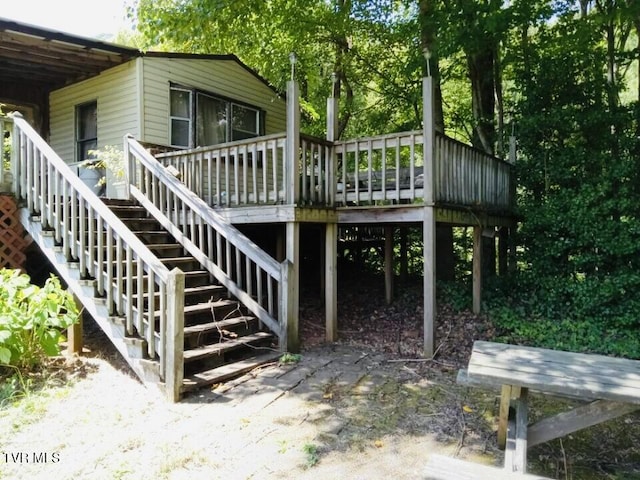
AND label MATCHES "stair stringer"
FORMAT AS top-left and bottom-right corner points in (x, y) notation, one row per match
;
(19, 208), (165, 396)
